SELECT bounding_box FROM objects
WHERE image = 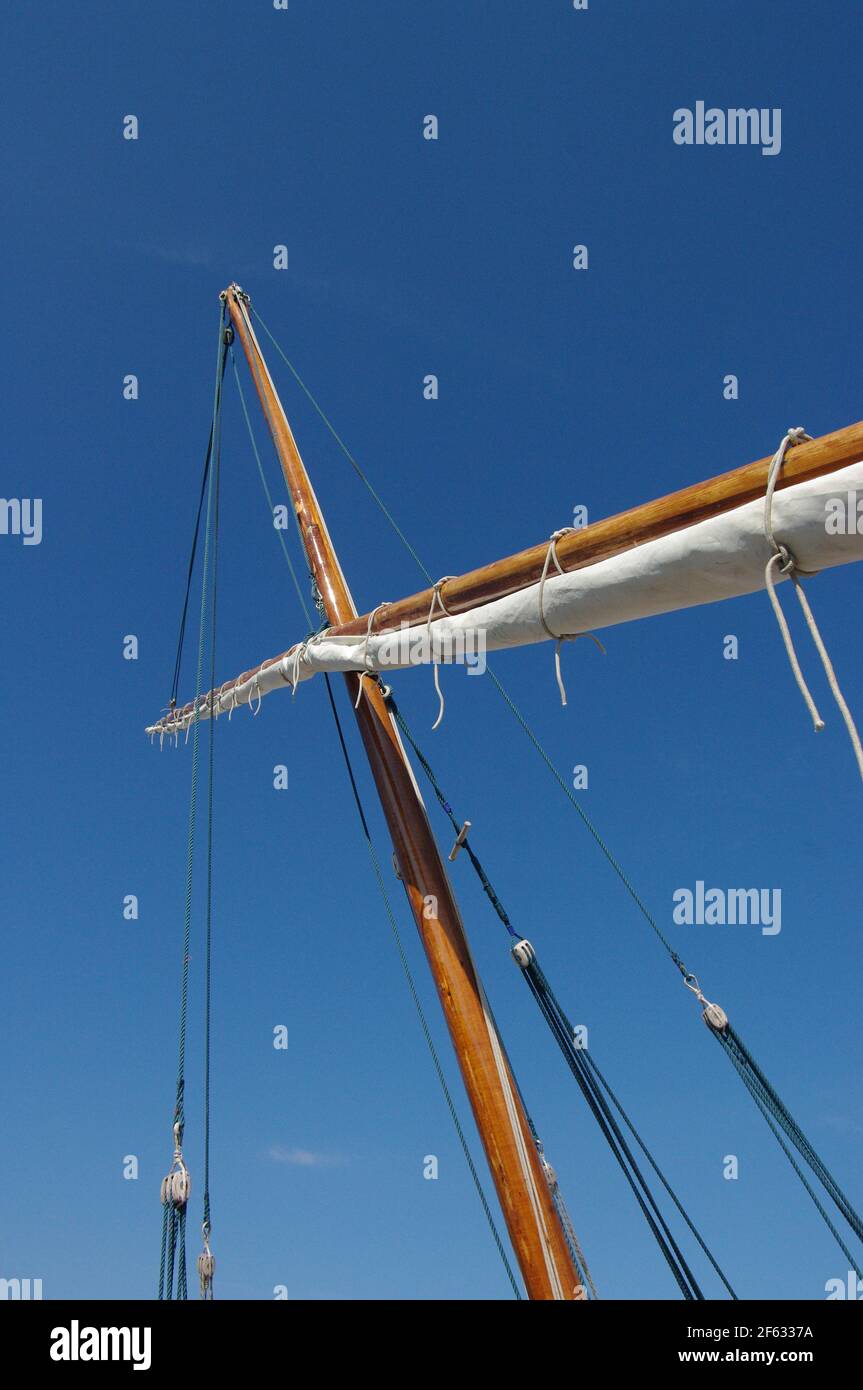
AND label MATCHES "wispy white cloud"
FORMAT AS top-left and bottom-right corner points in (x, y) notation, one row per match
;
(267, 1145), (346, 1168)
